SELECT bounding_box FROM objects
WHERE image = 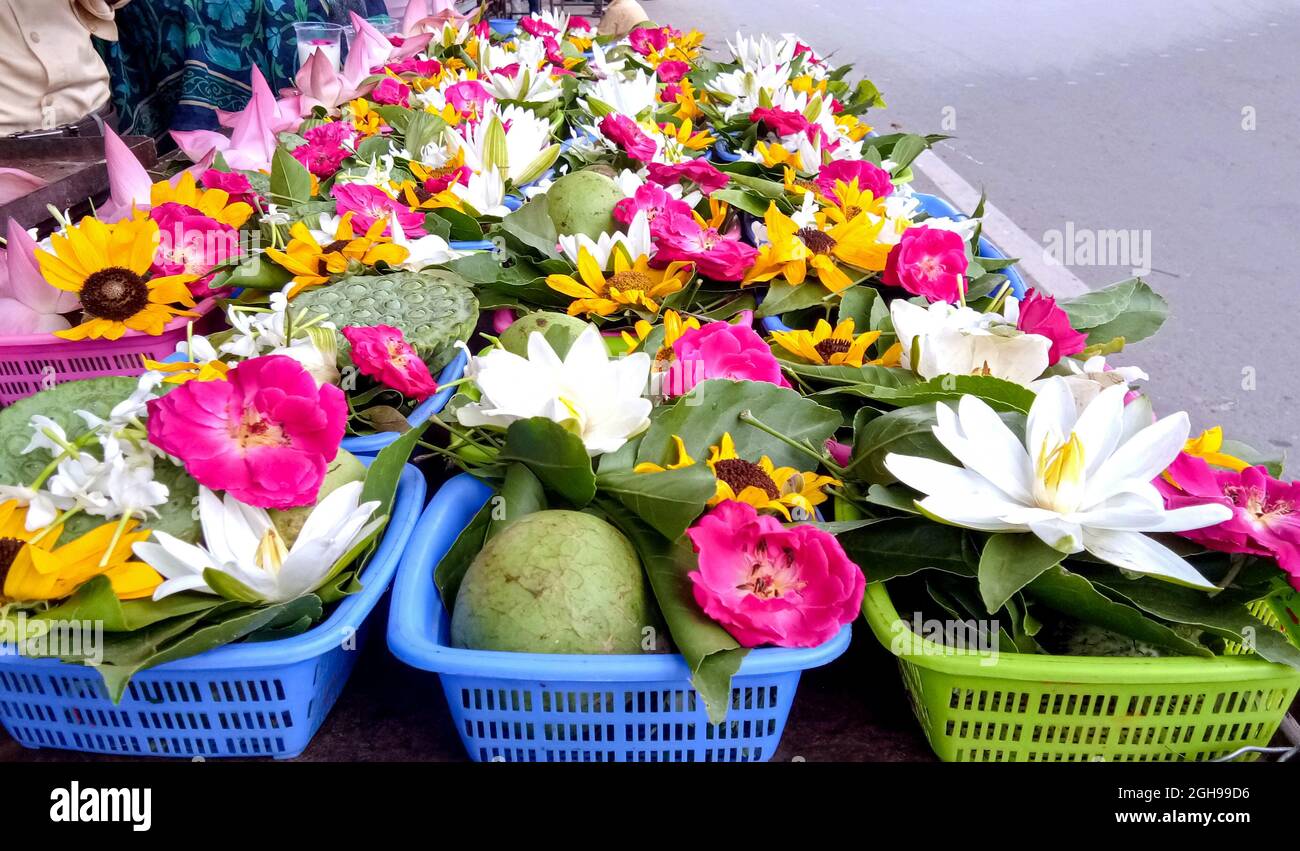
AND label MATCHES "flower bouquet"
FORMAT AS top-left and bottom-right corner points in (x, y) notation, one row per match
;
(0, 354), (425, 758)
(387, 311), (862, 760)
(0, 130), (247, 404)
(812, 267), (1300, 760)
